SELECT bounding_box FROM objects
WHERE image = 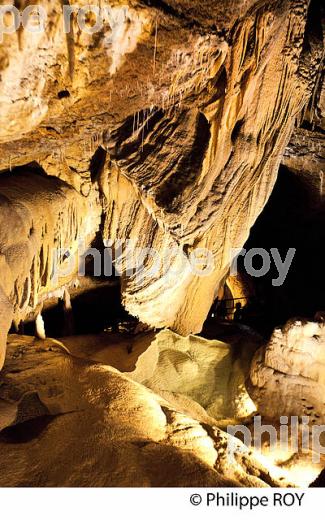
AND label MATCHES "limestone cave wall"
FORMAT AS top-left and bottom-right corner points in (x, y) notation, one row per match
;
(0, 0), (324, 366)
